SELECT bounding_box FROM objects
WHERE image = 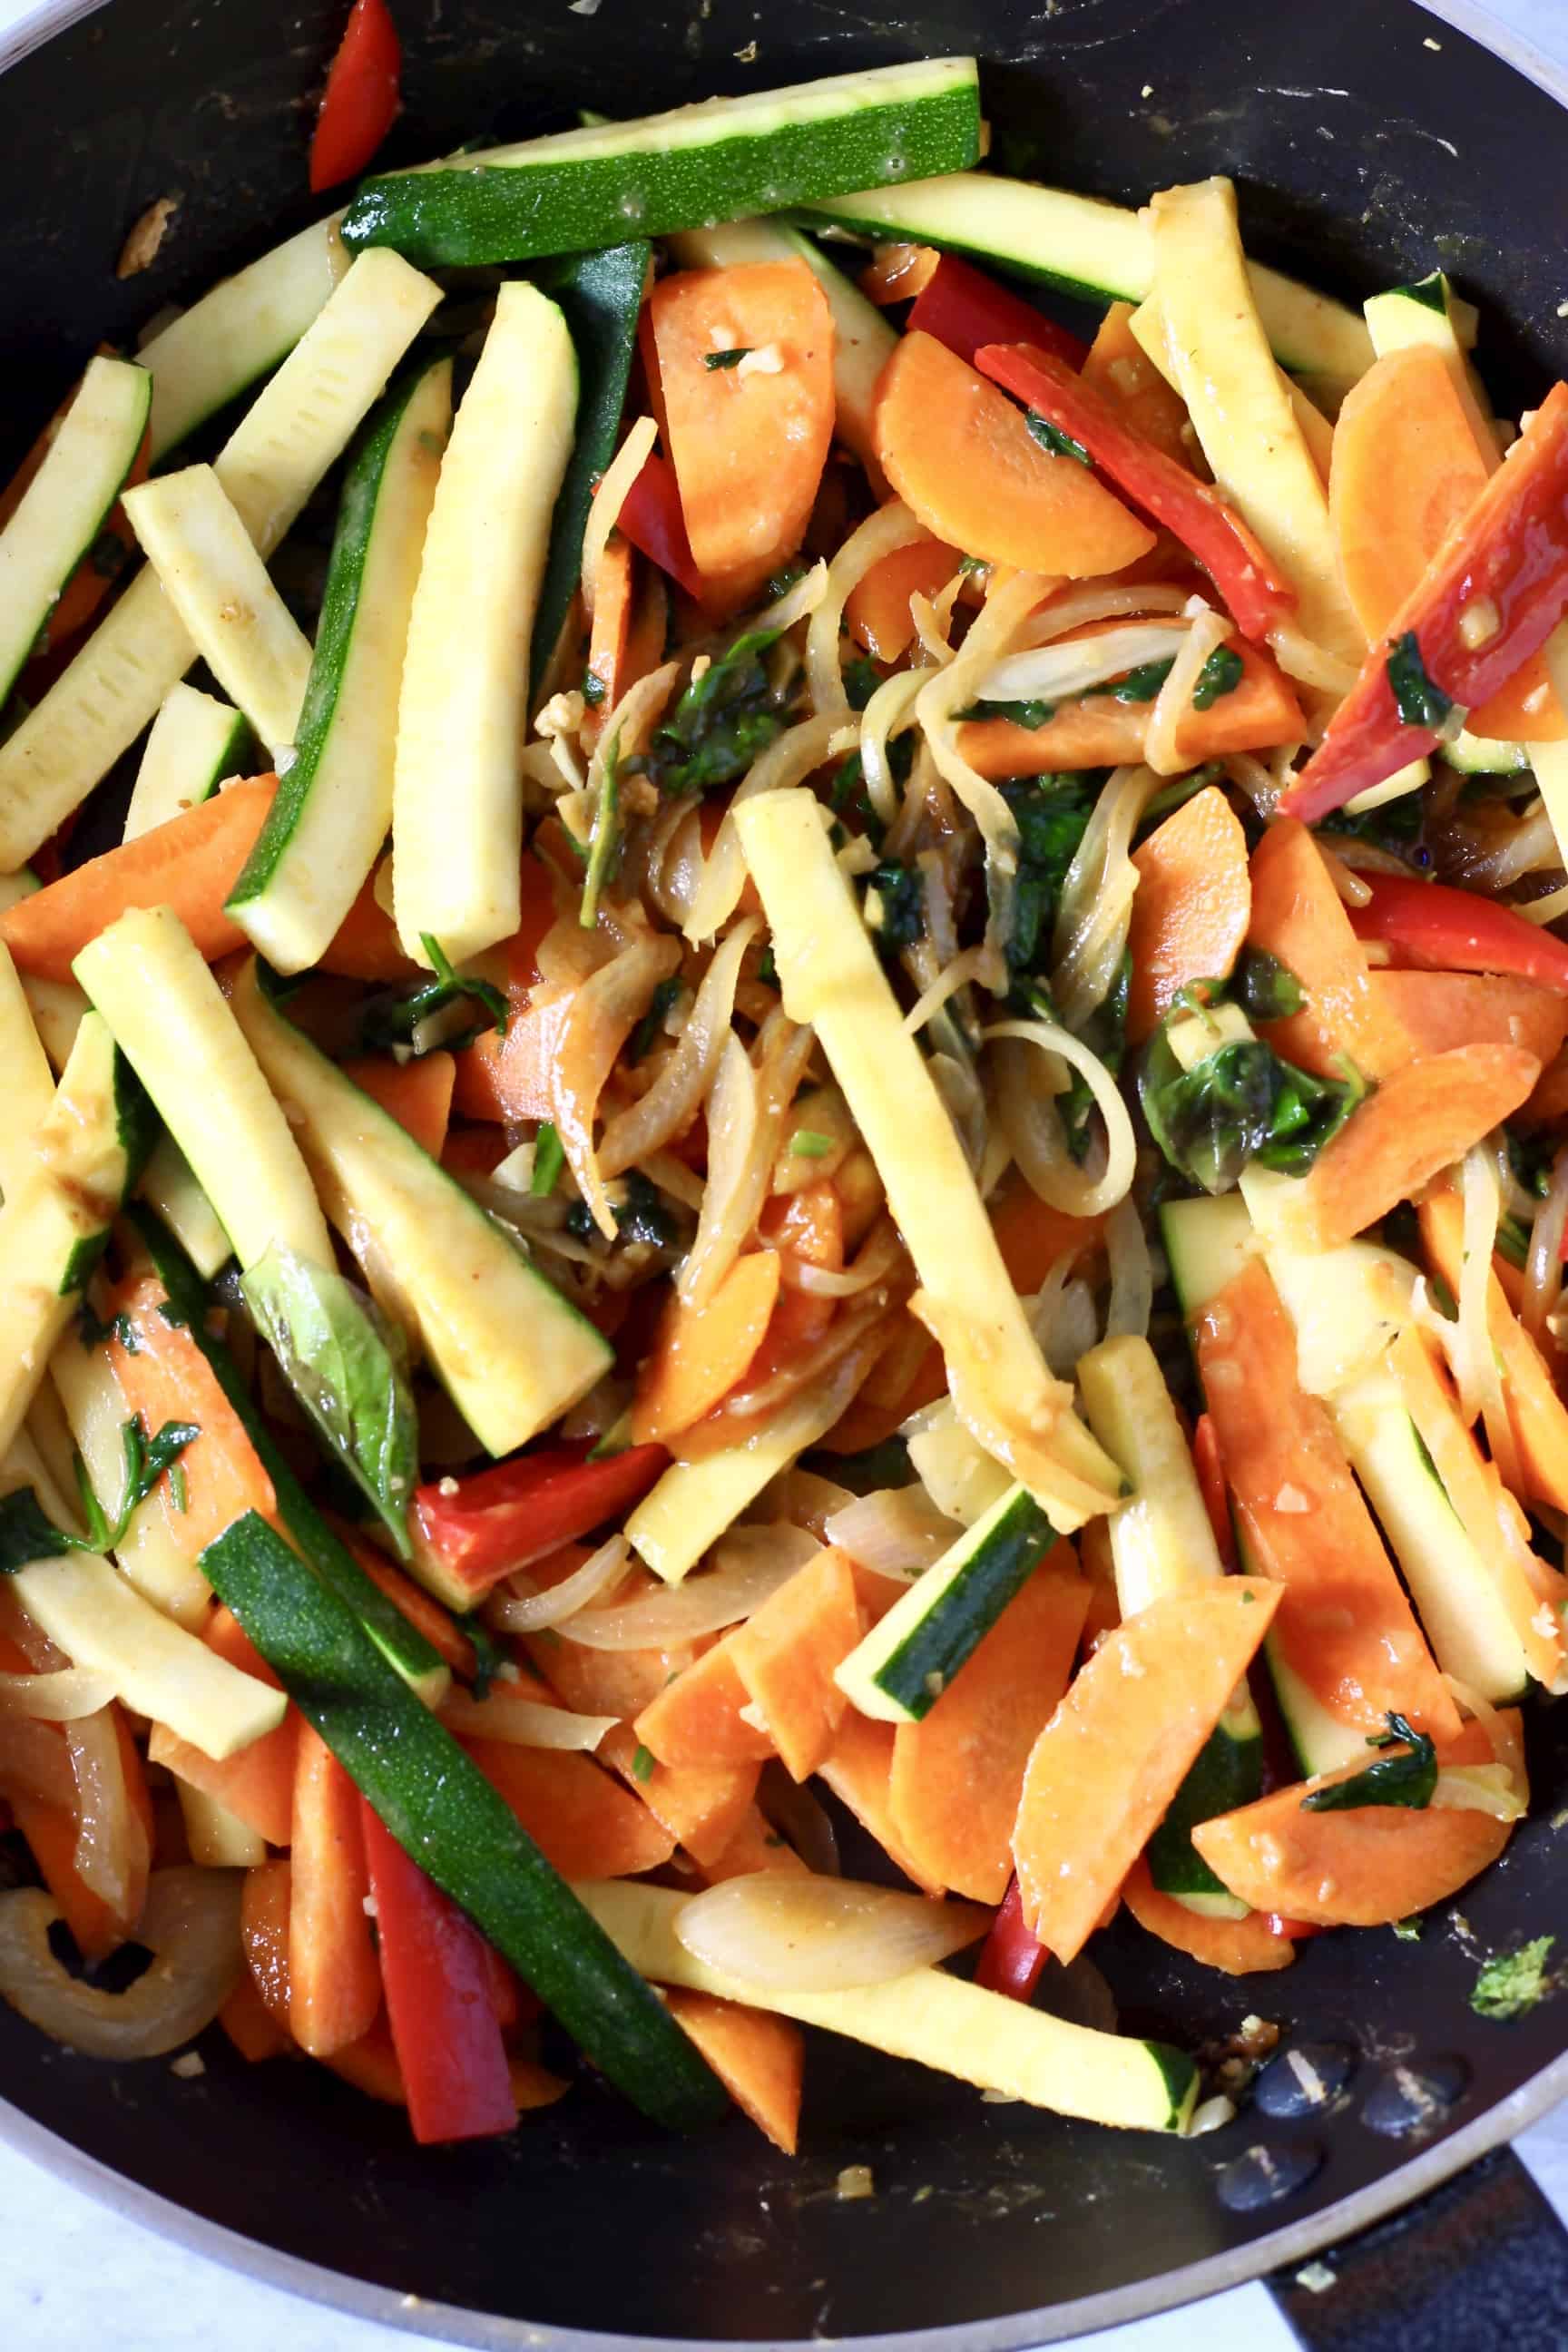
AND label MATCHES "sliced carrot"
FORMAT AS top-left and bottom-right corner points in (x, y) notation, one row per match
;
(819, 1309), (944, 1455)
(1246, 816), (1417, 1080)
(663, 1986), (804, 2155)
(1419, 1185), (1568, 1516)
(1078, 1515), (1121, 1652)
(451, 978), (574, 1123)
(220, 1972), (293, 2061)
(959, 632), (1302, 778)
(1330, 347), (1493, 645)
(1192, 1713), (1519, 1926)
(1523, 1045), (1568, 1128)
(339, 1051), (456, 1162)
(1081, 300), (1195, 468)
(873, 330), (1155, 579)
(105, 1276), (276, 1562)
(1125, 784), (1250, 1044)
(844, 528), (961, 663)
(632, 1638), (776, 1770)
(1469, 647), (1568, 743)
(530, 1562), (704, 1723)
(7, 1706), (152, 1962)
(598, 1723), (760, 1867)
(988, 1169), (1104, 1294)
(696, 1804), (811, 1883)
(632, 1250), (782, 1446)
(318, 866), (421, 982)
(751, 1181), (843, 1361)
(148, 1608), (299, 1846)
(652, 261), (836, 613)
(889, 1543), (1087, 1903)
(1121, 1857), (1293, 1975)
(728, 1545), (863, 1782)
(1195, 1259), (1461, 1741)
(1369, 969), (1568, 1069)
(240, 1857), (294, 2024)
(818, 1710), (944, 1896)
(1281, 1044), (1541, 1253)
(289, 1726), (381, 2058)
(464, 1740), (676, 1877)
(583, 532), (637, 748)
(1011, 1578), (1280, 1961)
(0, 775), (279, 985)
